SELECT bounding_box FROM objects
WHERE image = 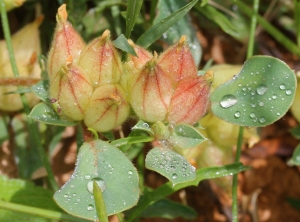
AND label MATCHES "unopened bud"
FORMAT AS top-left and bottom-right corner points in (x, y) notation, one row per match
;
(130, 53), (173, 122)
(47, 4), (85, 78)
(78, 30), (122, 88)
(168, 71), (213, 125)
(84, 84), (129, 132)
(157, 36), (197, 83)
(49, 58), (93, 121)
